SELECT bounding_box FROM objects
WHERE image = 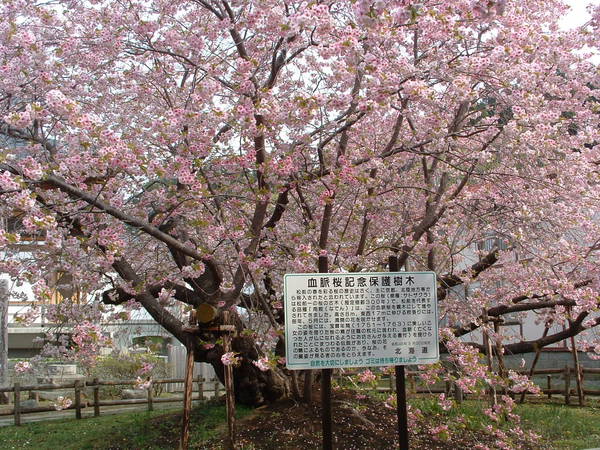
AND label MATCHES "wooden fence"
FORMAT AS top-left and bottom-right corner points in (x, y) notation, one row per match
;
(335, 365), (600, 405)
(2, 365), (599, 426)
(0, 376), (223, 426)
